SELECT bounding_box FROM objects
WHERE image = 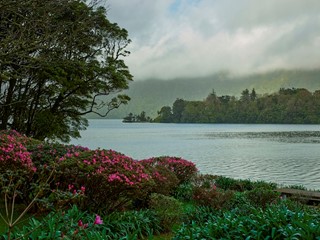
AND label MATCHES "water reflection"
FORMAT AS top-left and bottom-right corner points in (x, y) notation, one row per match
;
(204, 131), (320, 143)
